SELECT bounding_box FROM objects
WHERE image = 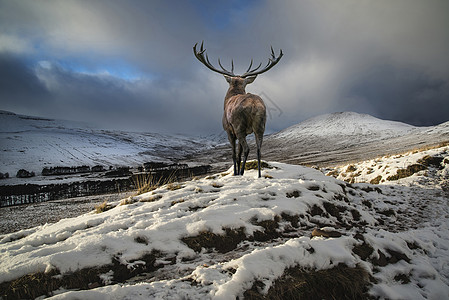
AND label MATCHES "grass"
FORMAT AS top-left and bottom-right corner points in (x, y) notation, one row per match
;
(211, 182), (223, 188)
(132, 173), (157, 194)
(171, 199), (185, 206)
(0, 252), (160, 299)
(370, 175), (382, 184)
(131, 172), (177, 195)
(182, 217), (283, 253)
(245, 160), (273, 170)
(166, 182), (183, 191)
(139, 194), (163, 203)
(94, 201), (113, 214)
(120, 197), (137, 206)
(182, 228), (246, 253)
(346, 165), (357, 172)
(244, 263), (370, 300)
(387, 164), (427, 181)
(417, 155), (444, 169)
